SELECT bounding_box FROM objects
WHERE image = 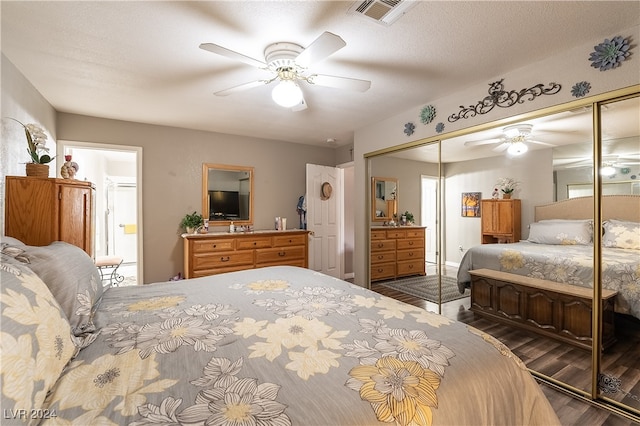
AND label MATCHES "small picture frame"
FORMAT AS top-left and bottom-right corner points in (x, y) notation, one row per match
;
(461, 192), (481, 217)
